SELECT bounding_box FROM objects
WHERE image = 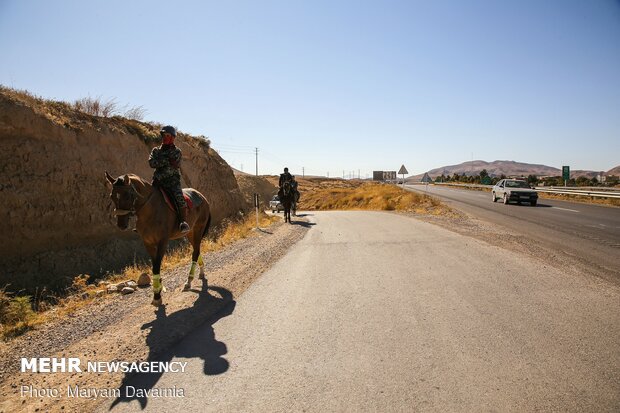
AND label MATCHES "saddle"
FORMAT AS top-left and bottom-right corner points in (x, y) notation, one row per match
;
(160, 188), (194, 212)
